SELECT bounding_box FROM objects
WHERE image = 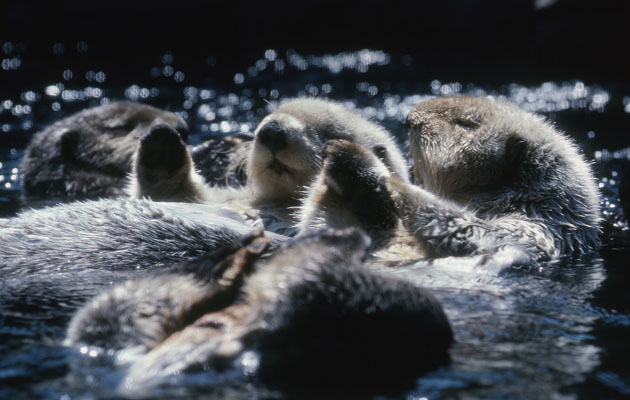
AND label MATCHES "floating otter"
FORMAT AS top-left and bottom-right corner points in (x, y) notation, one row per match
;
(241, 98), (410, 204)
(20, 102), (189, 198)
(20, 101), (248, 199)
(128, 98), (410, 237)
(1, 99), (409, 275)
(345, 96), (600, 262)
(65, 229), (452, 393)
